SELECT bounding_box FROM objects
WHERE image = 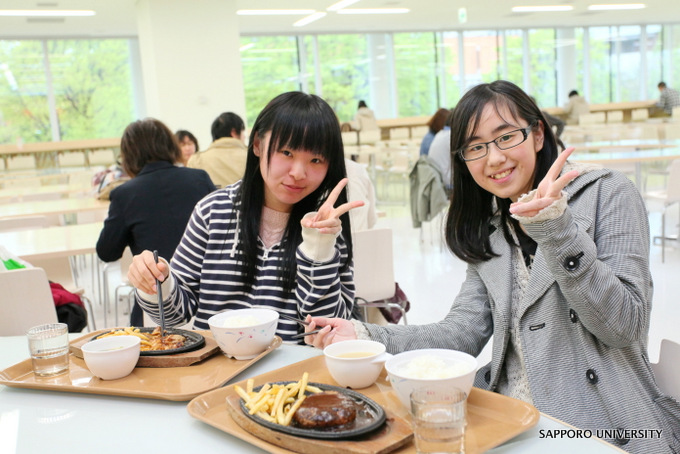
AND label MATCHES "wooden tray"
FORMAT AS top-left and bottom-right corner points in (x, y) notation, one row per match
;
(187, 355), (540, 454)
(0, 333), (282, 401)
(70, 329), (220, 368)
